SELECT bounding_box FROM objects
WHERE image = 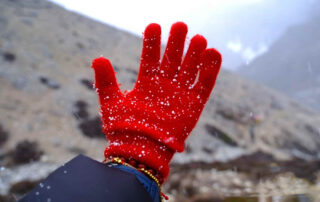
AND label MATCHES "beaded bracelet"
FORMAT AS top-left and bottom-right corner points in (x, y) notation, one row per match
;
(104, 157), (169, 201)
